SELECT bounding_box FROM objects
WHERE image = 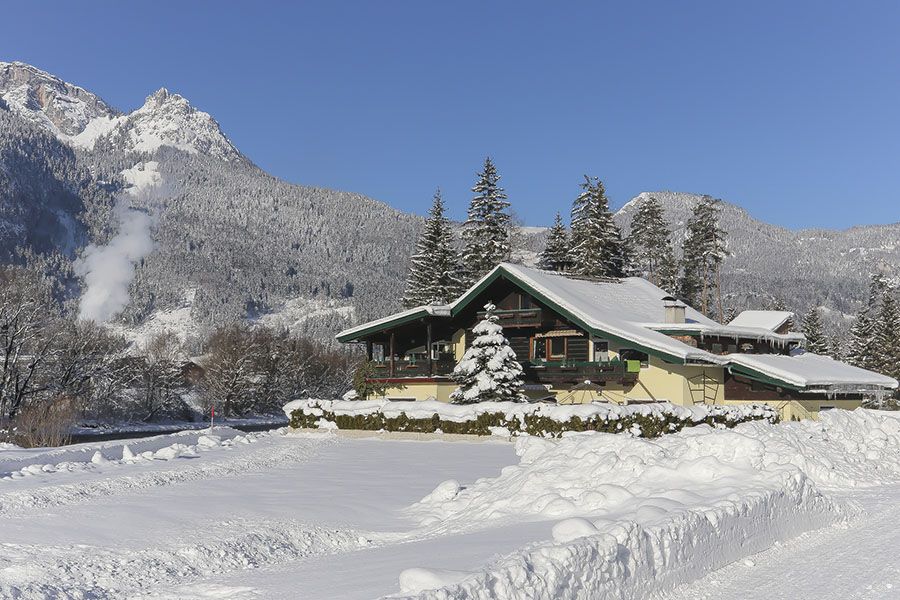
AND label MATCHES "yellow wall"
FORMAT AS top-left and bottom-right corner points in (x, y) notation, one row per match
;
(381, 382), (454, 402)
(452, 328), (466, 361)
(722, 398), (862, 421)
